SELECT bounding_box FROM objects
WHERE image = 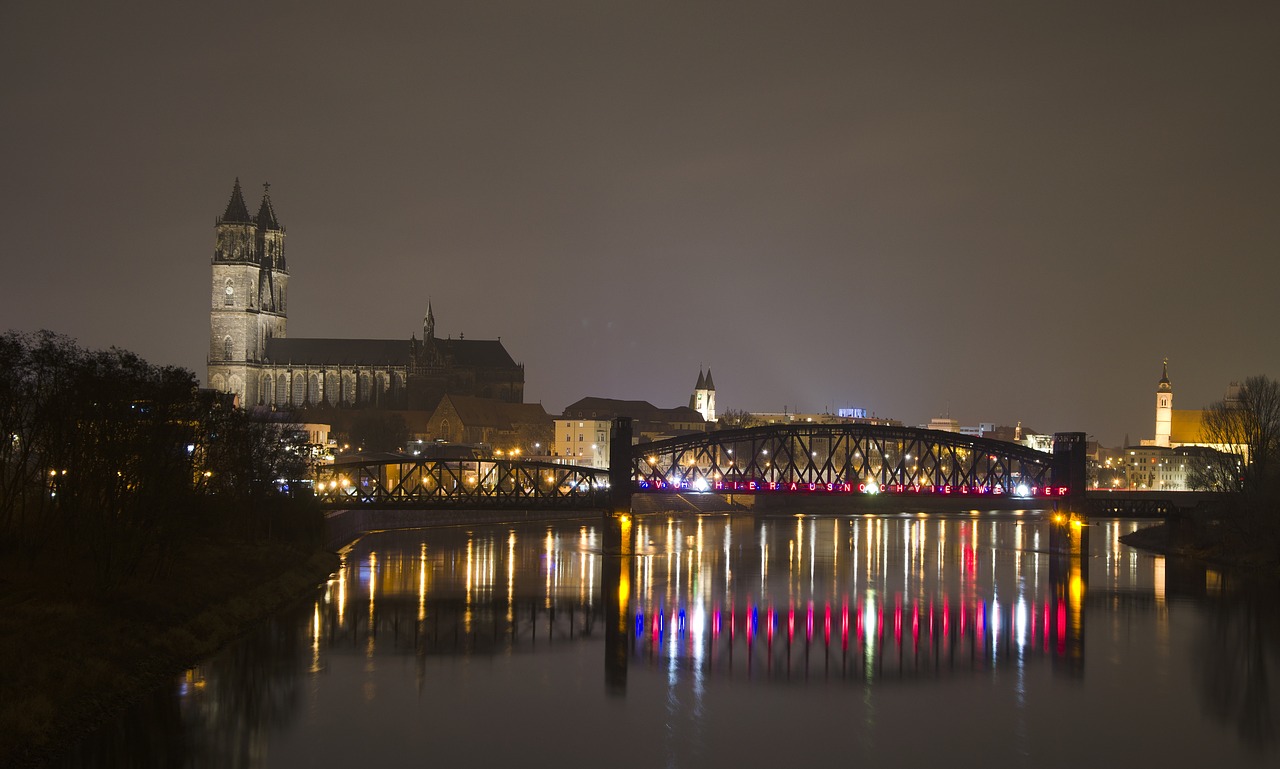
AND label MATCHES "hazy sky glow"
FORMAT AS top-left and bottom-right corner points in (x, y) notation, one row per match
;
(2, 1), (1277, 445)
